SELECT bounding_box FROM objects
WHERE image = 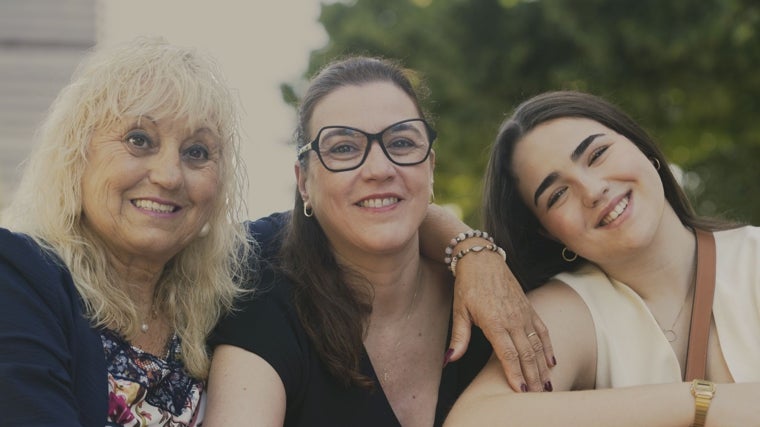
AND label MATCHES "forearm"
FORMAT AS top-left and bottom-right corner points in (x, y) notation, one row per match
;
(420, 204), (470, 262)
(445, 381), (757, 427)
